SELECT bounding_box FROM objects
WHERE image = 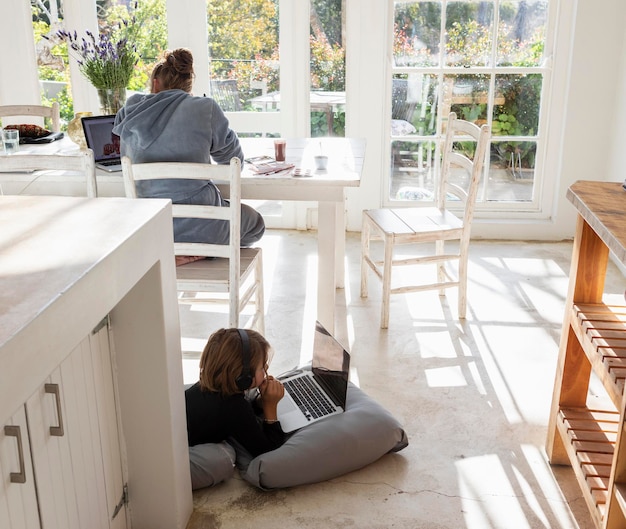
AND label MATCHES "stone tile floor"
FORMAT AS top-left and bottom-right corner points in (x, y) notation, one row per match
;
(181, 229), (624, 529)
